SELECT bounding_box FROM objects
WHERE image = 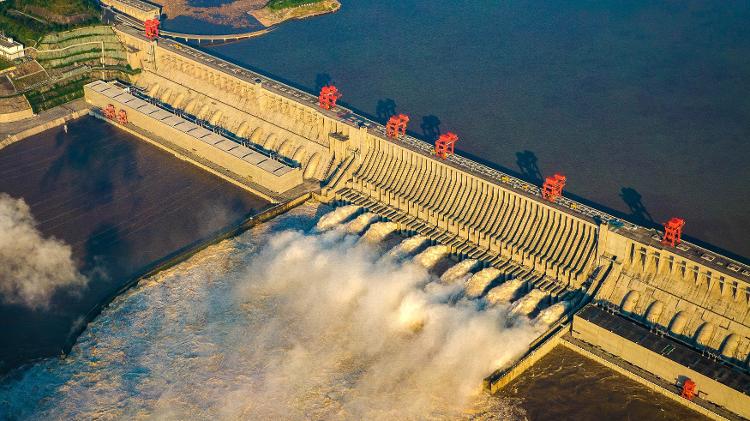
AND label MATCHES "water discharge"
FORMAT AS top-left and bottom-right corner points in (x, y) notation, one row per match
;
(510, 289), (549, 317)
(535, 301), (570, 328)
(315, 204), (360, 231)
(360, 221), (398, 244)
(0, 204), (541, 419)
(386, 235), (429, 260)
(465, 268), (502, 299)
(414, 245), (450, 269)
(441, 259), (479, 284)
(344, 211), (378, 235)
(486, 278), (526, 305)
